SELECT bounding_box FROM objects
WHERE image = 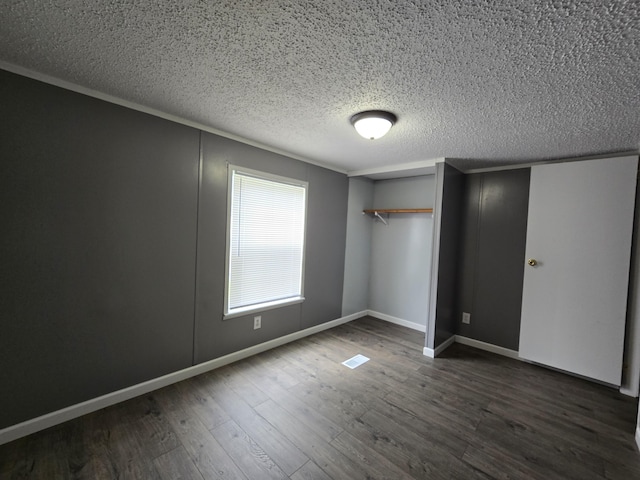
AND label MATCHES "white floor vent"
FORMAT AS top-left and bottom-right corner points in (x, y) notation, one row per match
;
(342, 354), (370, 369)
